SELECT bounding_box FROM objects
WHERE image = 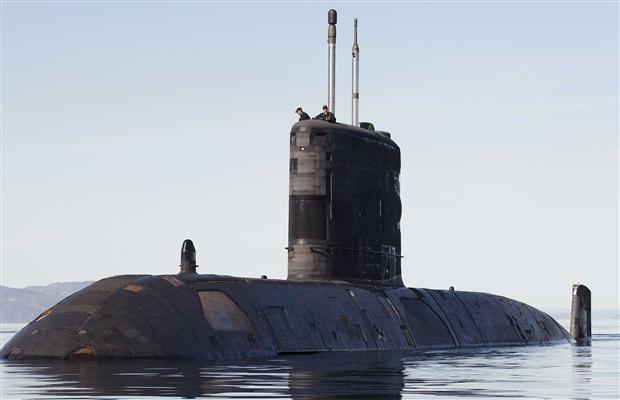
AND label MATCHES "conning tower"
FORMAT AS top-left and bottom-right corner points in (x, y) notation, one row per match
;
(287, 121), (402, 286)
(287, 10), (402, 286)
